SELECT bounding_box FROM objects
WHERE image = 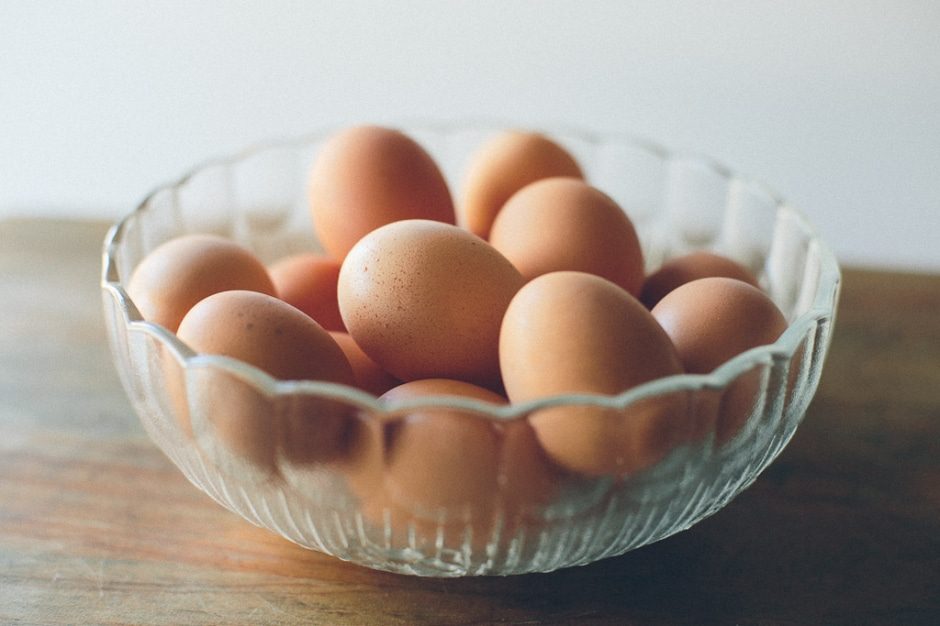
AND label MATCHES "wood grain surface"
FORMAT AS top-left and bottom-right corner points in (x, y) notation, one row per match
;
(1, 218), (938, 625)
